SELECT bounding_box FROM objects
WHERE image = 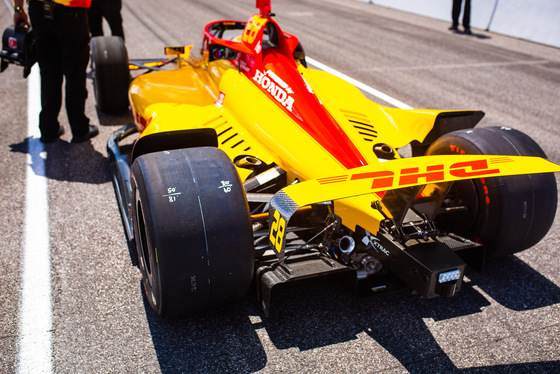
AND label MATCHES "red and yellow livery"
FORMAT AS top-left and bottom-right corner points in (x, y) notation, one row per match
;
(93, 0), (560, 317)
